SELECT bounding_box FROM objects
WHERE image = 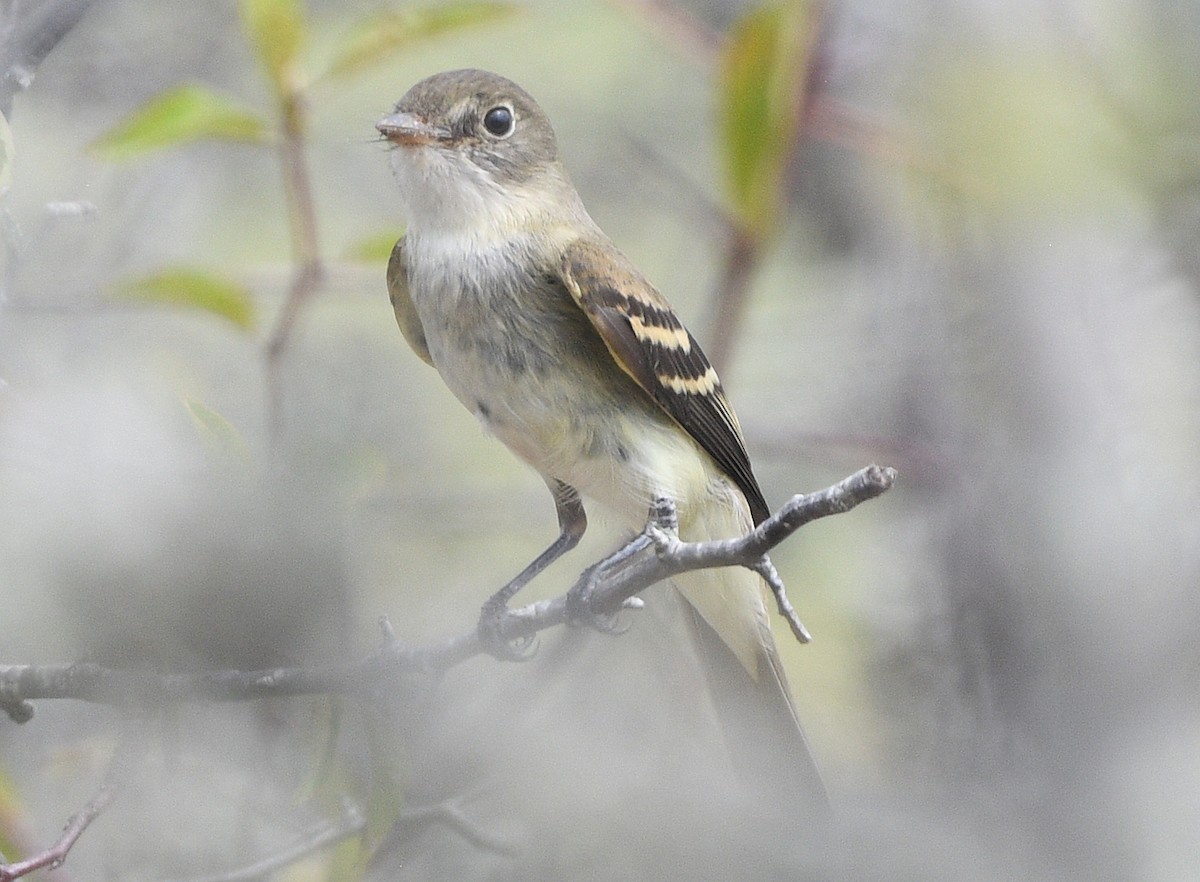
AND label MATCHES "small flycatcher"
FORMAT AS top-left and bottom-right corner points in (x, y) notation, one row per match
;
(377, 69), (822, 800)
